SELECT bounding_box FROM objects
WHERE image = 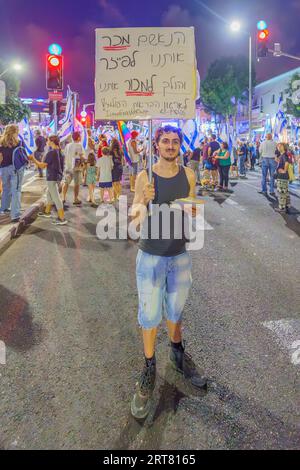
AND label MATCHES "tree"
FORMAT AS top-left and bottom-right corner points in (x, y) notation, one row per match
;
(0, 96), (31, 125)
(201, 55), (256, 133)
(0, 59), (31, 125)
(285, 73), (300, 118)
